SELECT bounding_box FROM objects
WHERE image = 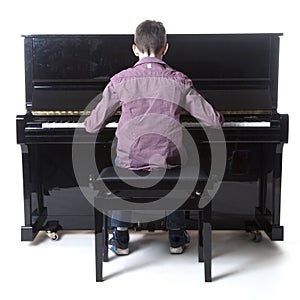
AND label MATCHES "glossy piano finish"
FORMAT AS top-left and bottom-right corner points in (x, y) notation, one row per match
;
(17, 34), (288, 241)
(17, 113), (288, 145)
(24, 34), (281, 112)
(18, 135), (286, 240)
